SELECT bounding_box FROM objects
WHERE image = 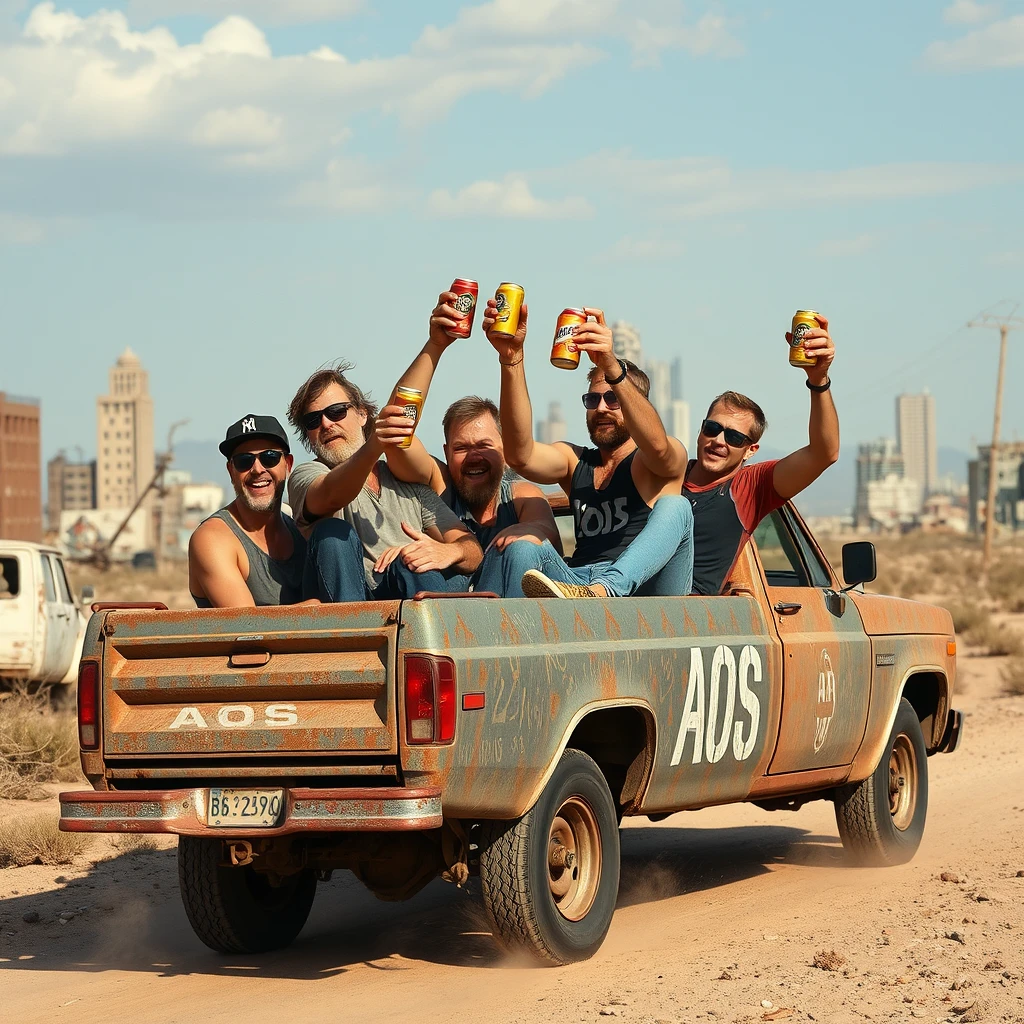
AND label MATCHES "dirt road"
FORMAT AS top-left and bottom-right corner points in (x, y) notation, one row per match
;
(2, 652), (1022, 1024)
